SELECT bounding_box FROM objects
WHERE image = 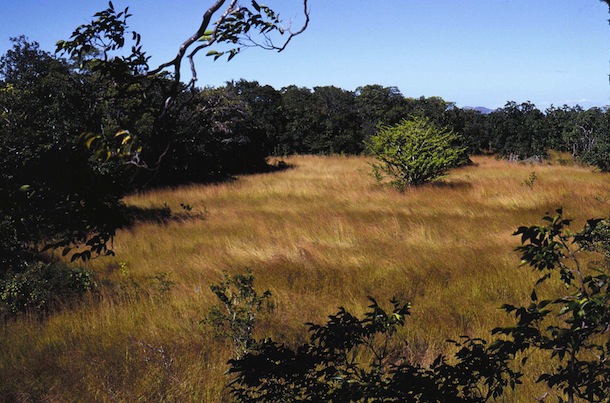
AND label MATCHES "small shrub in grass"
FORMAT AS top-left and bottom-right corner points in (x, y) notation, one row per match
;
(365, 116), (466, 190)
(0, 261), (95, 317)
(522, 171), (537, 189)
(102, 262), (174, 303)
(227, 210), (610, 402)
(201, 270), (272, 359)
